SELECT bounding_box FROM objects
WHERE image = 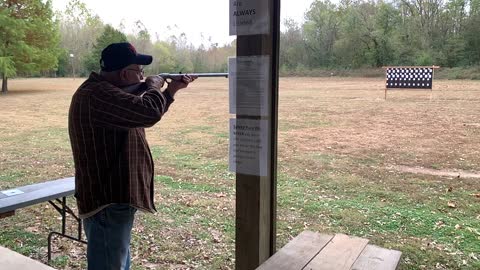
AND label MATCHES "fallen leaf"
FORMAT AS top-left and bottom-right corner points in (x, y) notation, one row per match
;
(210, 229), (222, 243)
(447, 201), (456, 208)
(144, 263), (159, 269)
